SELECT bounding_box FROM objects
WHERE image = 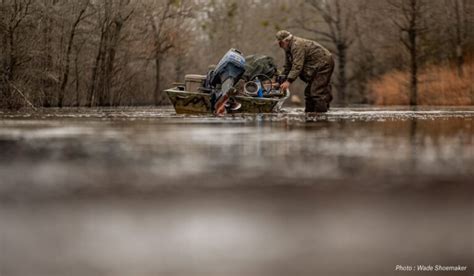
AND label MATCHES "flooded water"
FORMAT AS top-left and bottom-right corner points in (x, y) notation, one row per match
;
(1, 107), (473, 276)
